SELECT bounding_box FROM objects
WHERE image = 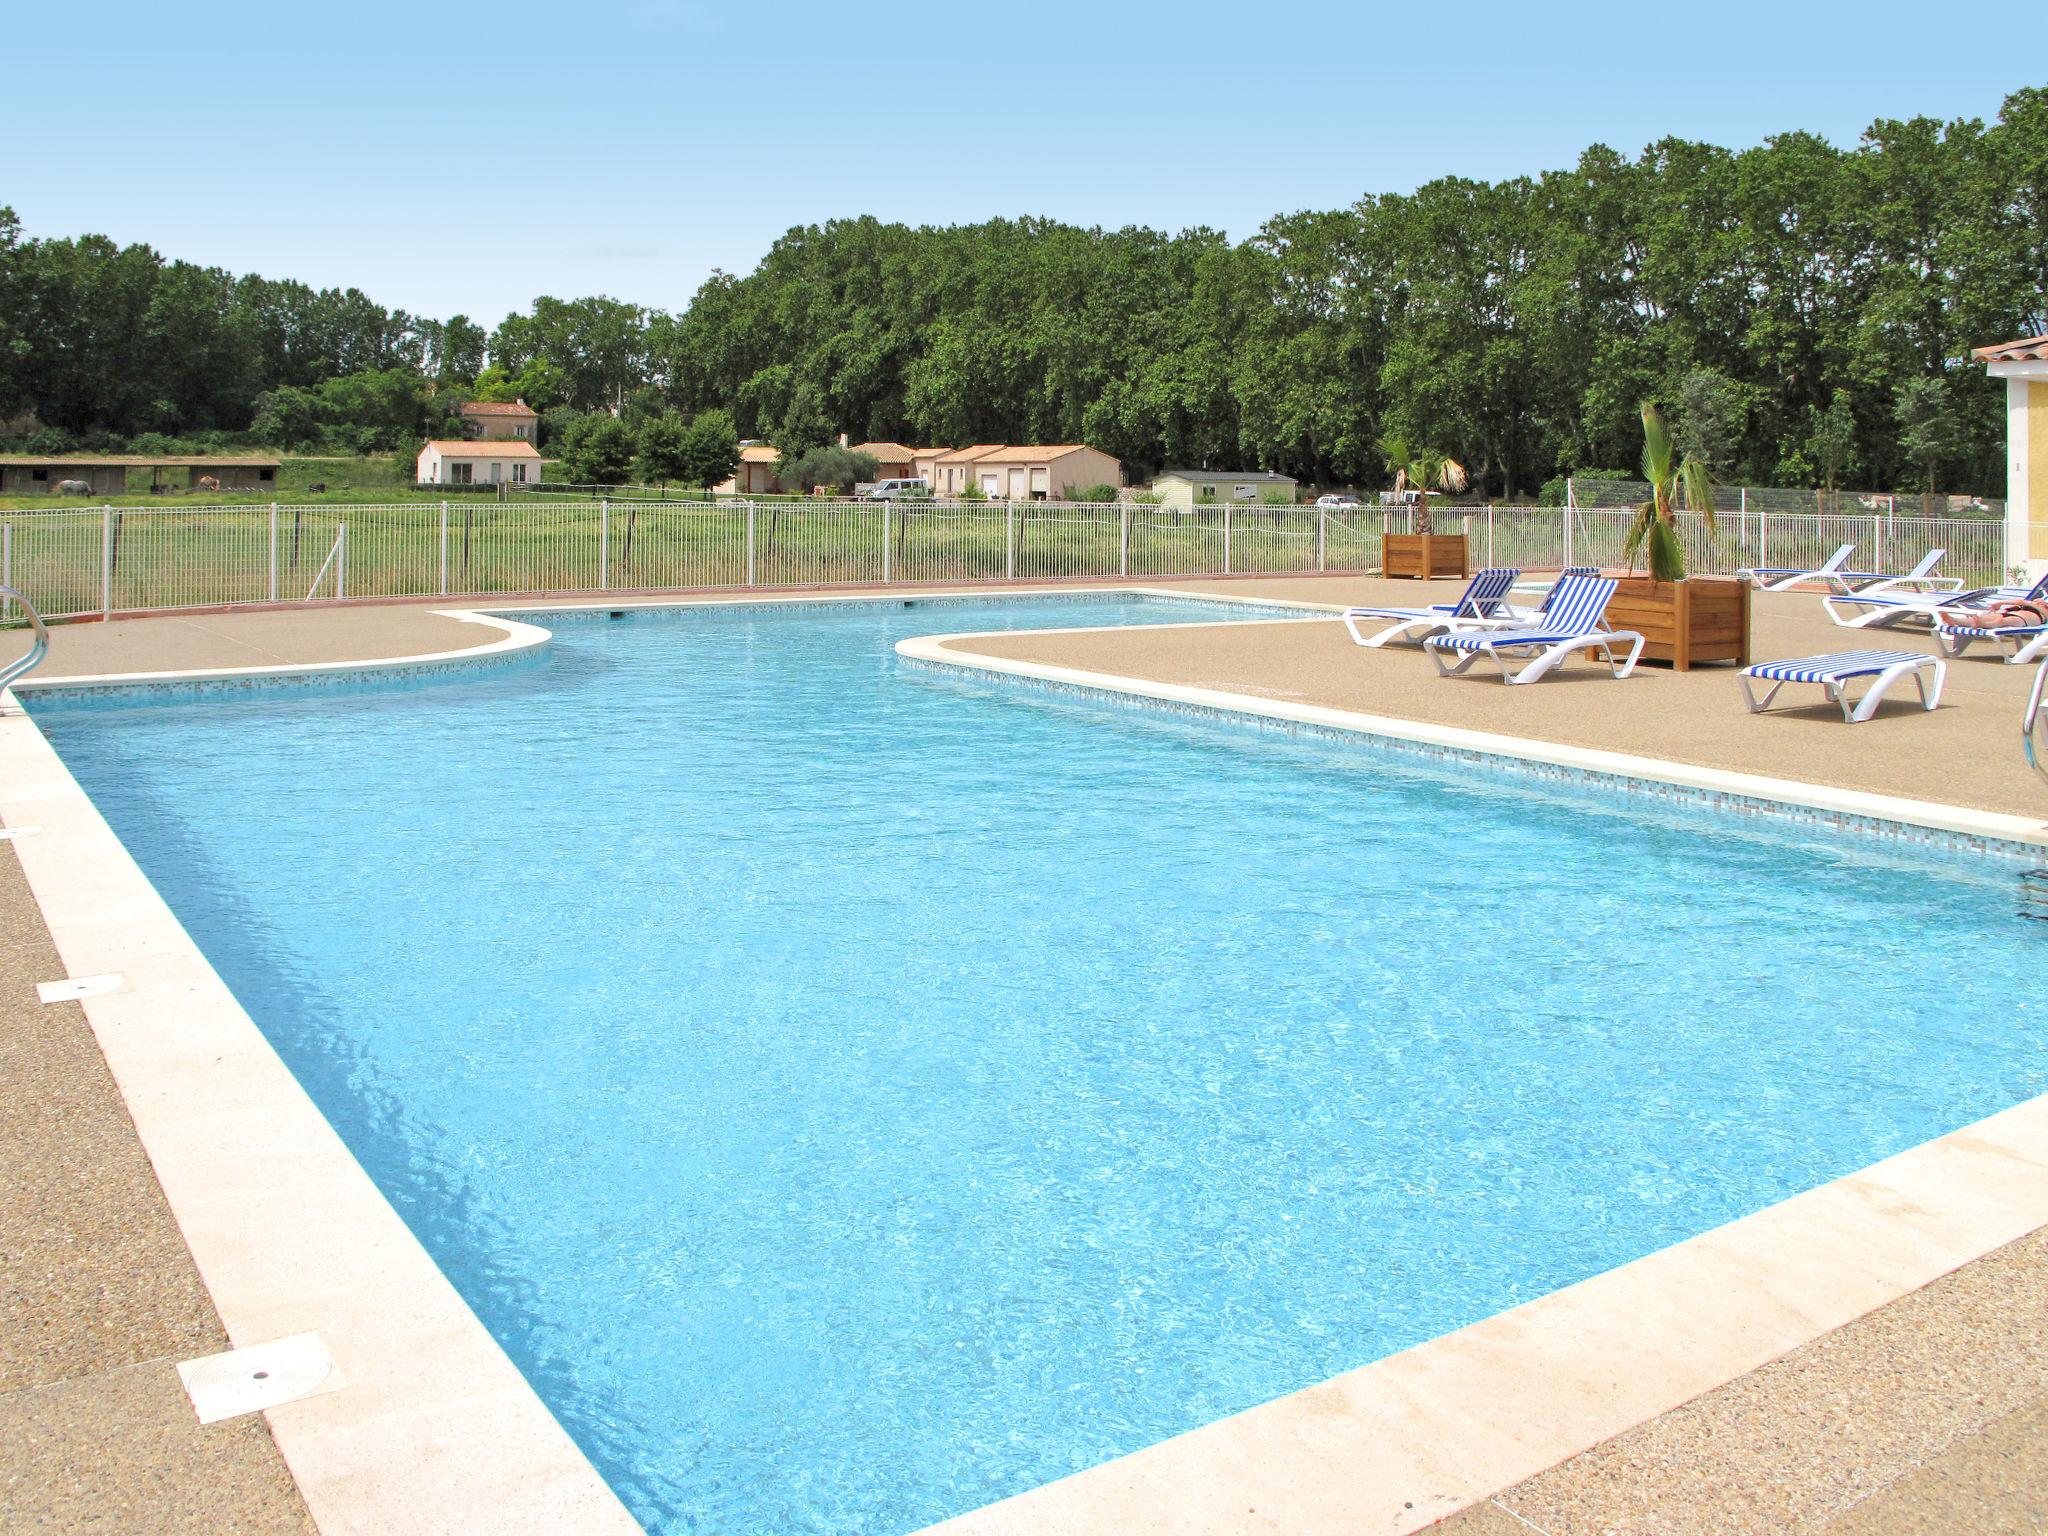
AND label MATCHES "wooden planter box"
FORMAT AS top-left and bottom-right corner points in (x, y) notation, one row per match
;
(1382, 533), (1469, 580)
(1606, 574), (1751, 671)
